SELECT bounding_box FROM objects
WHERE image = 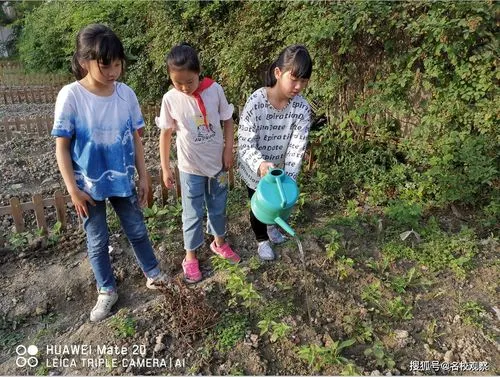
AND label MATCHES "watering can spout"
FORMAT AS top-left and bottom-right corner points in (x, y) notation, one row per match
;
(274, 217), (296, 237)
